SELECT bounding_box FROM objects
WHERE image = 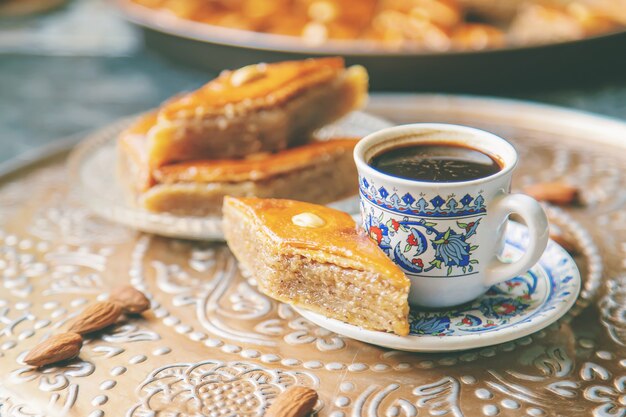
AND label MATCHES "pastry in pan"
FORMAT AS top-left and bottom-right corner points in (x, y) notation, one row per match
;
(222, 197), (410, 336)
